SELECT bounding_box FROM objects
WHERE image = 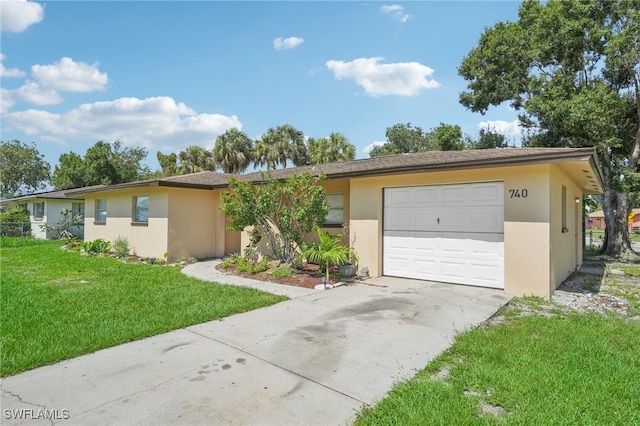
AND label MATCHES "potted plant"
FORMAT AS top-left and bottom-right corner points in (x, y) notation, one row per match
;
(301, 227), (351, 288)
(339, 248), (358, 278)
